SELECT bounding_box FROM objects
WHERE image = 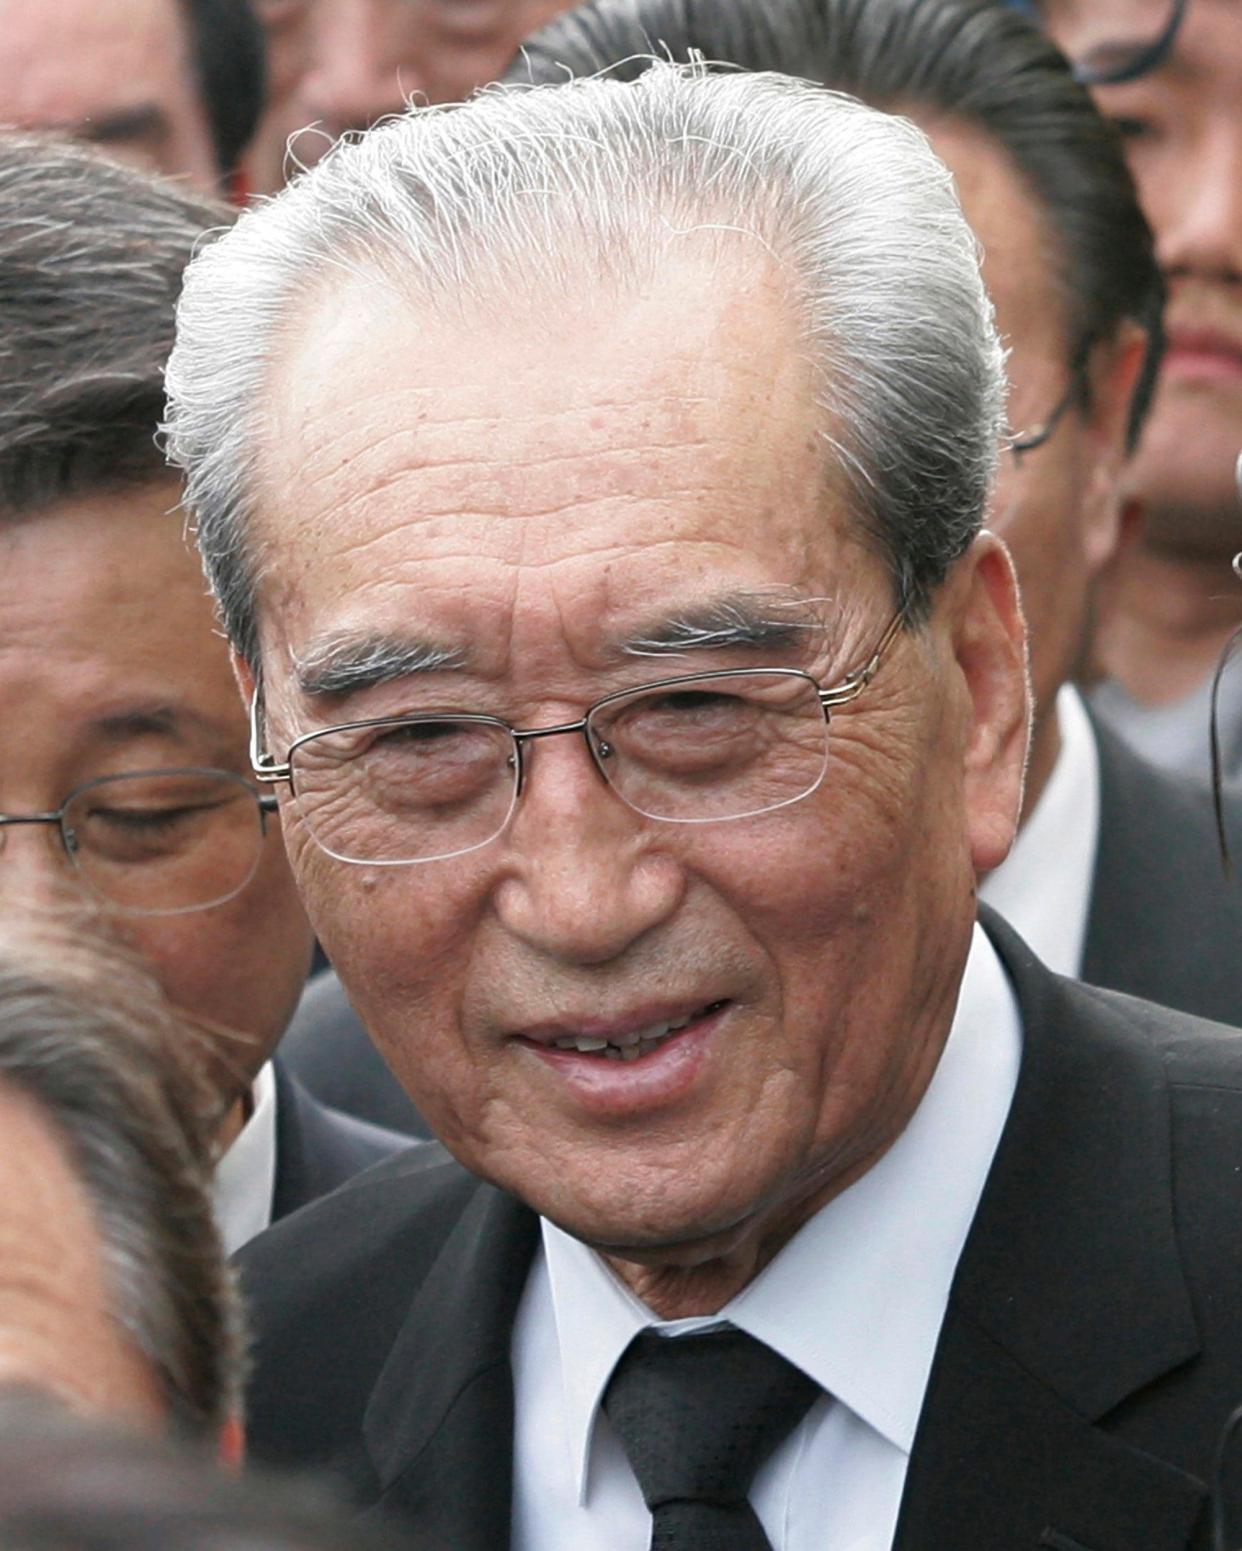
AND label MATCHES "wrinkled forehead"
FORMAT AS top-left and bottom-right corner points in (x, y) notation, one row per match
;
(250, 254), (866, 671)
